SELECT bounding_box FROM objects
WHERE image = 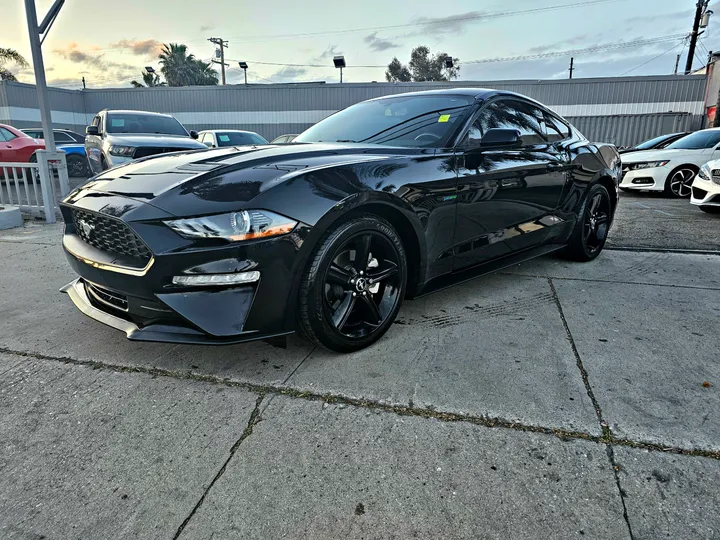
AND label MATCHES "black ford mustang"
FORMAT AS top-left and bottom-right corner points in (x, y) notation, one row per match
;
(60, 89), (620, 352)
